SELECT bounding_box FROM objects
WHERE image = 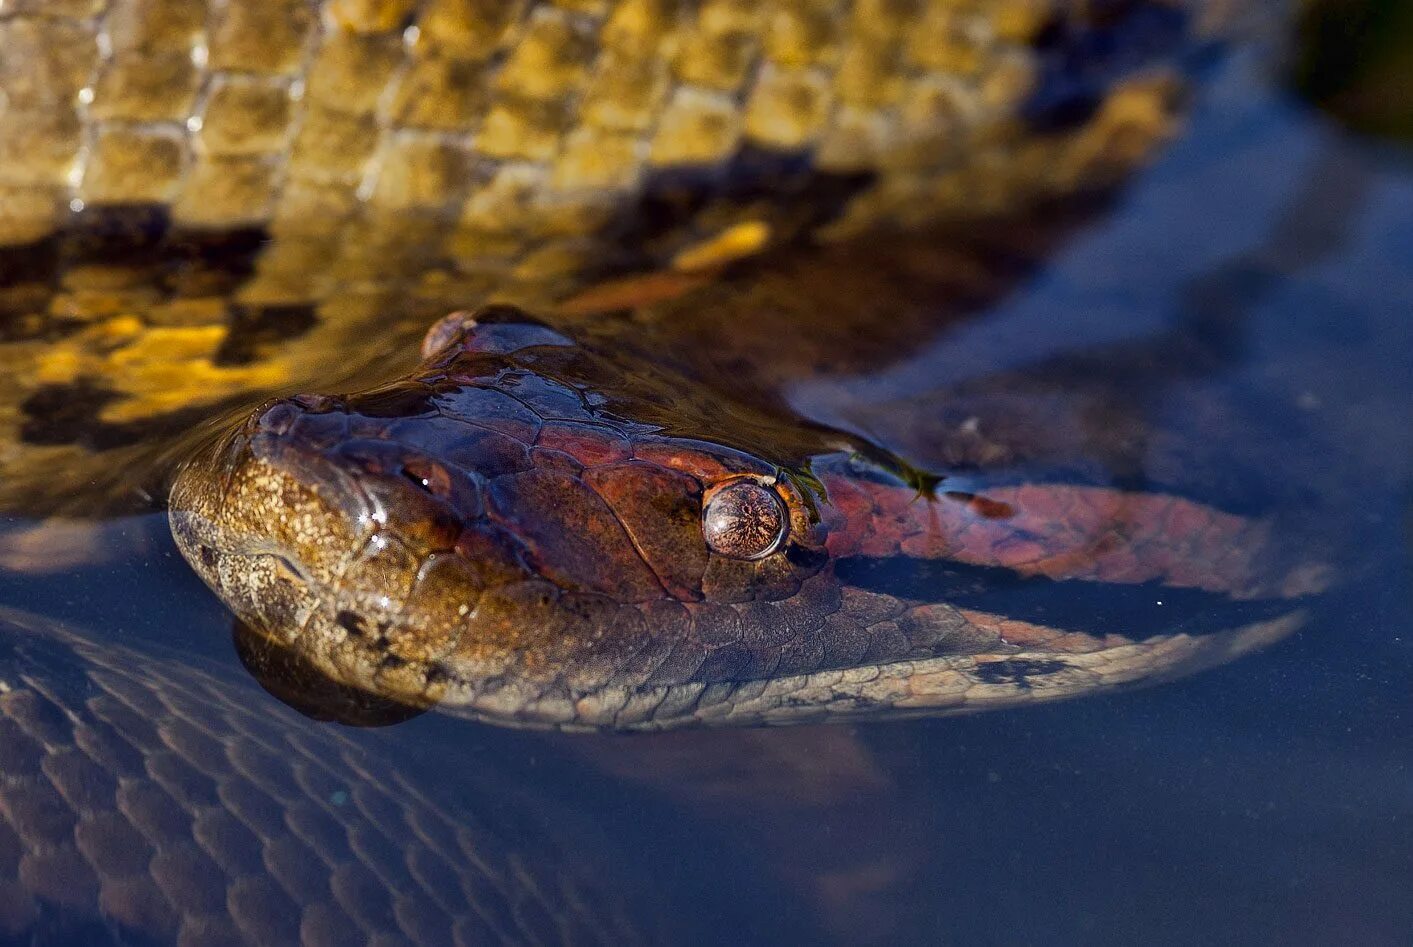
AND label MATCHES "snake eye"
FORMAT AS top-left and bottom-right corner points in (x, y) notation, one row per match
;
(702, 478), (788, 560)
(400, 457), (452, 498)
